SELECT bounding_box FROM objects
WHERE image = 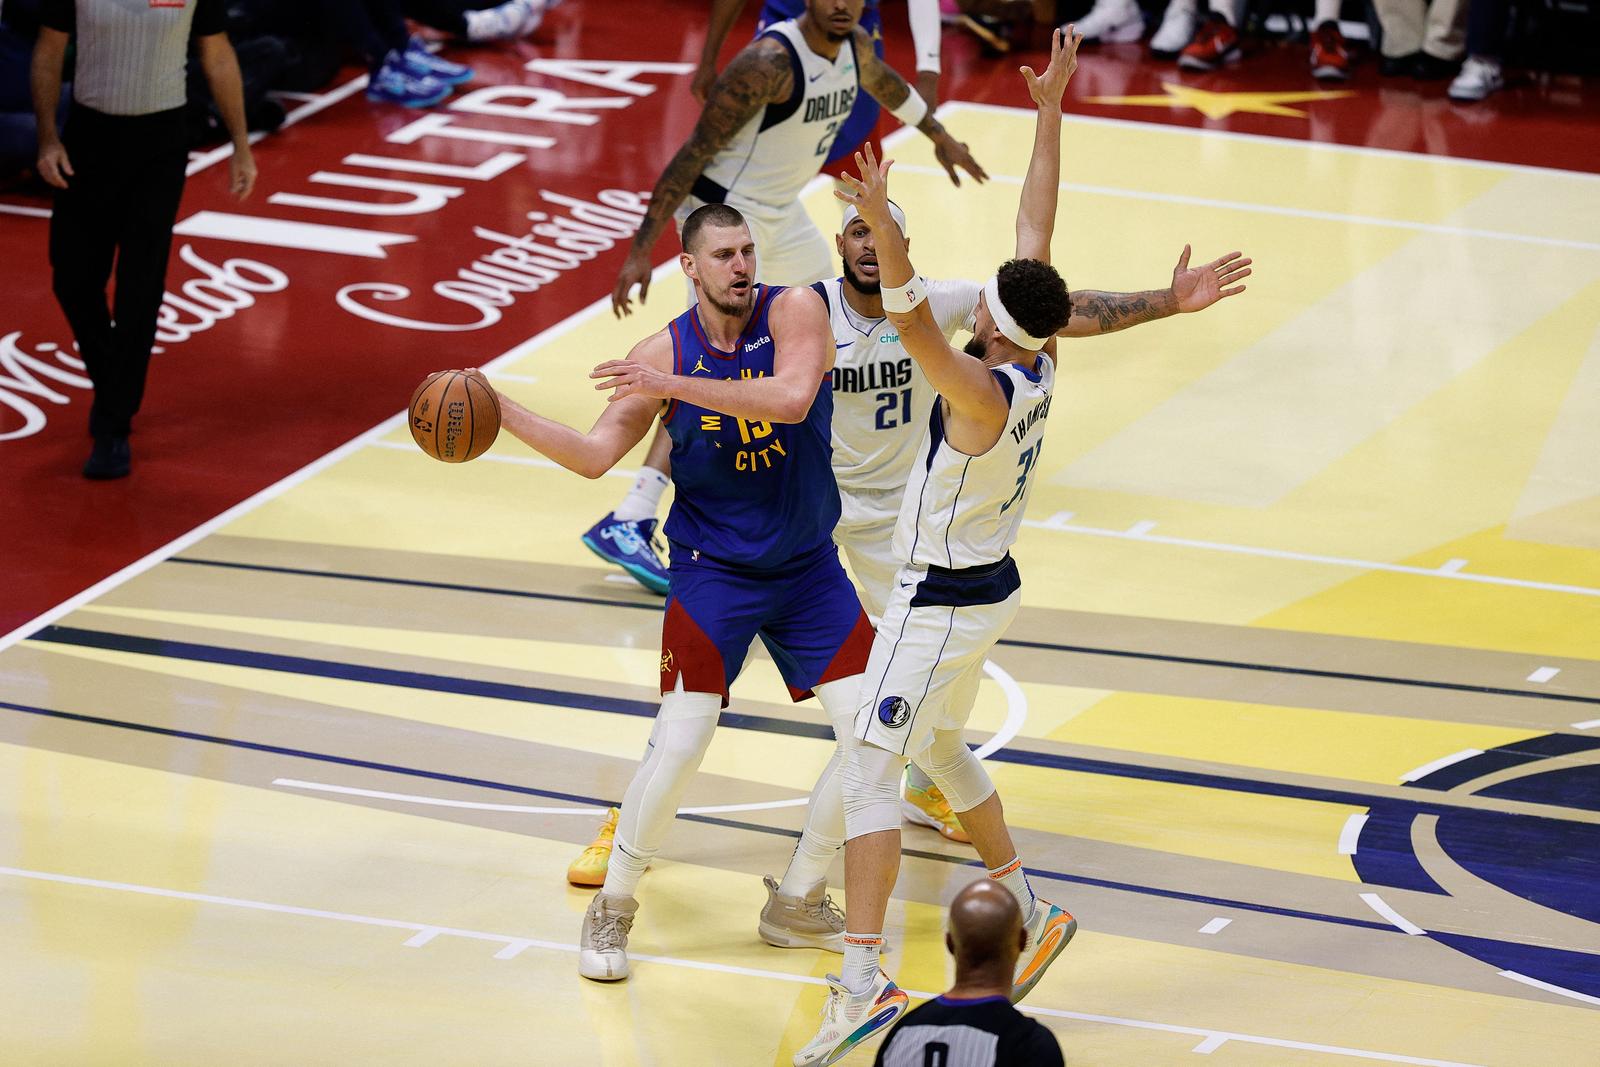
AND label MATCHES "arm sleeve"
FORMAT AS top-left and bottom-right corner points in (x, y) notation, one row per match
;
(40, 0), (73, 33)
(926, 278), (983, 338)
(192, 0), (226, 37)
(907, 0), (942, 73)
